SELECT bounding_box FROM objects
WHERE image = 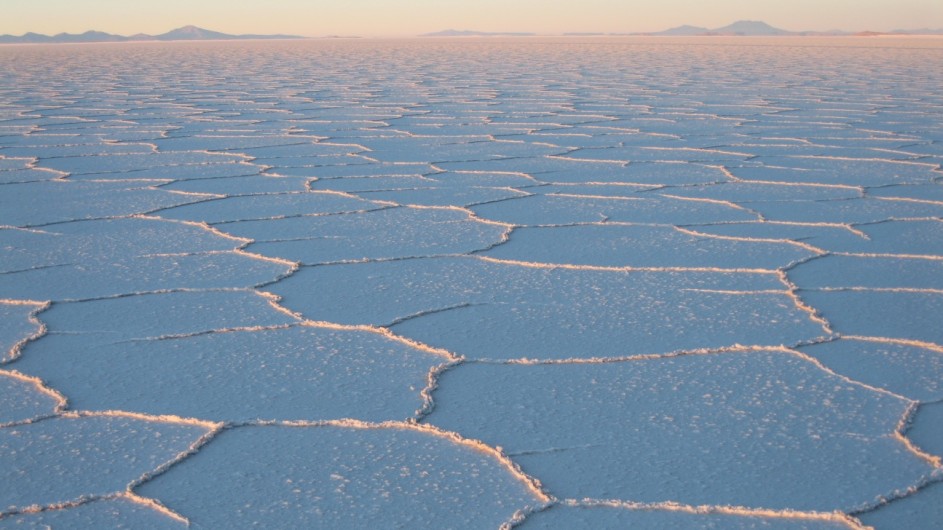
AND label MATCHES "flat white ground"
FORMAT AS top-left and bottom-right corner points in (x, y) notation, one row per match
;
(1, 37), (941, 529)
